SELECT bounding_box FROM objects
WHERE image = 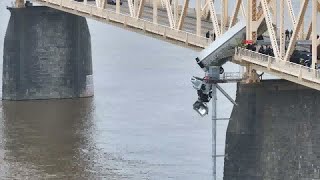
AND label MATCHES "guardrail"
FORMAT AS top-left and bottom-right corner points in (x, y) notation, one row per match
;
(235, 47), (320, 83)
(34, 0), (210, 48)
(220, 72), (243, 81)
